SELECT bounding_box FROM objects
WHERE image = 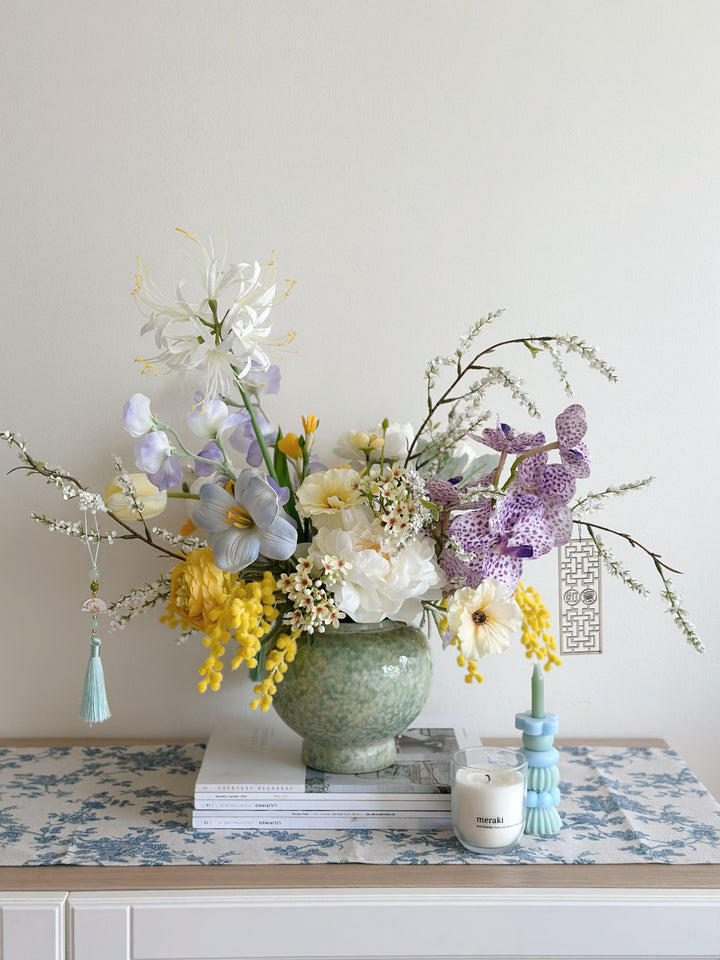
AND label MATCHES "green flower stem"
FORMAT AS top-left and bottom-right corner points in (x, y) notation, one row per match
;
(167, 491), (200, 500)
(501, 441), (559, 491)
(160, 424), (237, 482)
(236, 380), (279, 484)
